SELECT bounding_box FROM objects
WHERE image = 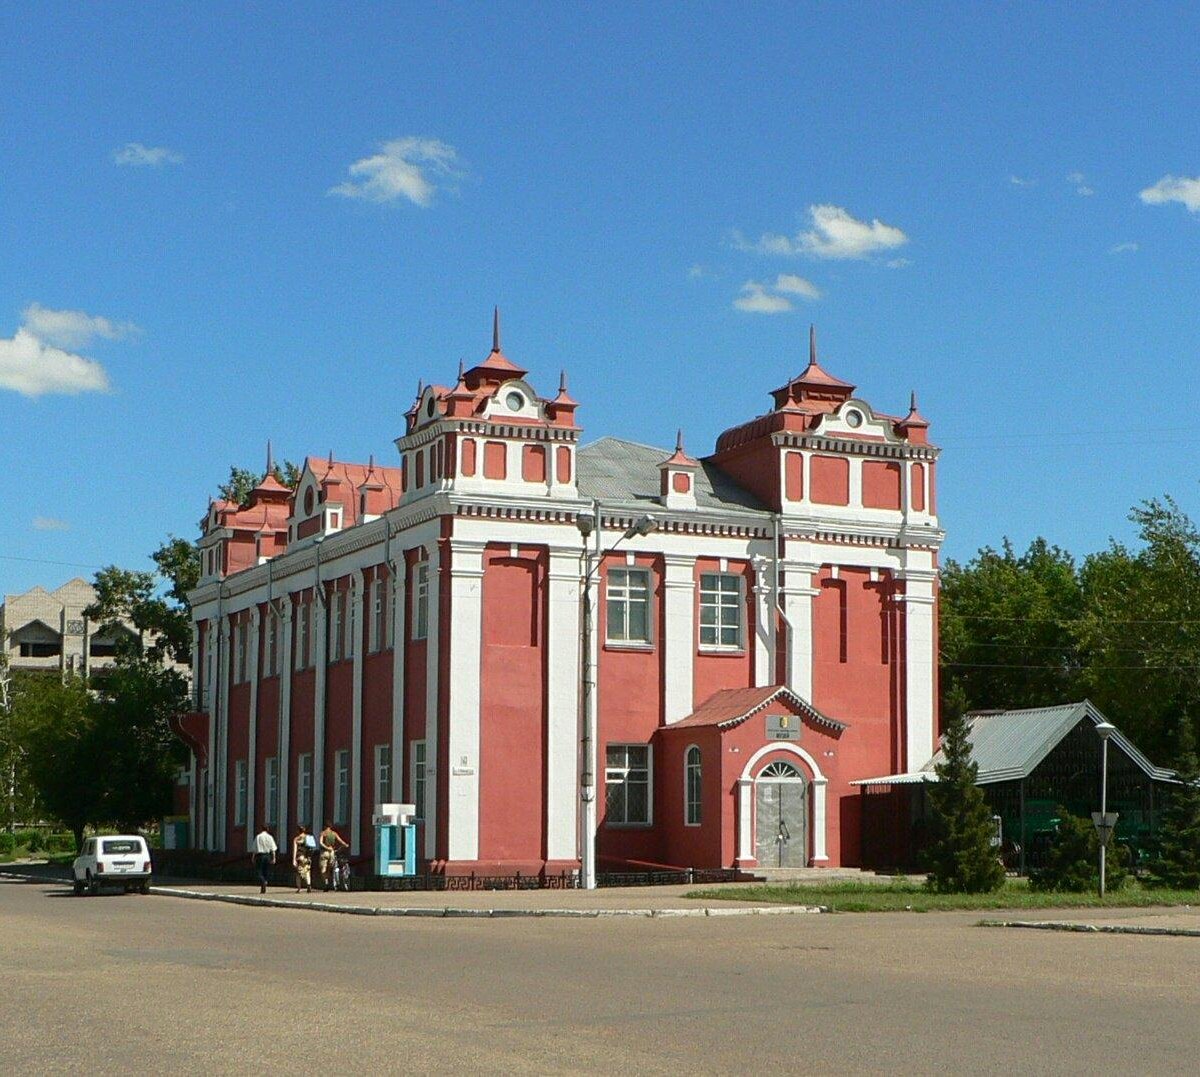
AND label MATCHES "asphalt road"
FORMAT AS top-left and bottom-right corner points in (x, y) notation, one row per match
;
(3, 875), (1198, 1075)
